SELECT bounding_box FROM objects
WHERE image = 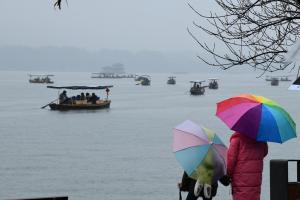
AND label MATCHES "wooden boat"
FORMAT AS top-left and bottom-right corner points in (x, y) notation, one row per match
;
(208, 78), (219, 89)
(190, 81), (206, 95)
(49, 100), (111, 110)
(29, 74), (54, 84)
(167, 76), (176, 85)
(44, 85), (113, 111)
